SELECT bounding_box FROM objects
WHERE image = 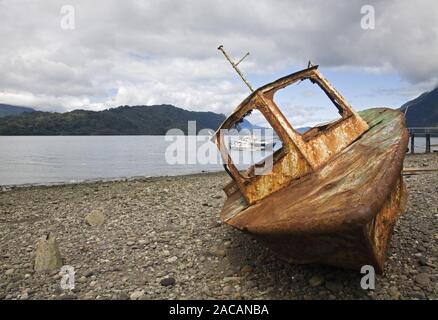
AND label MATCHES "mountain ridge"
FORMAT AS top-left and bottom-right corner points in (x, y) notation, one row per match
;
(0, 104), (226, 135)
(1, 86), (437, 136)
(399, 87), (438, 127)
